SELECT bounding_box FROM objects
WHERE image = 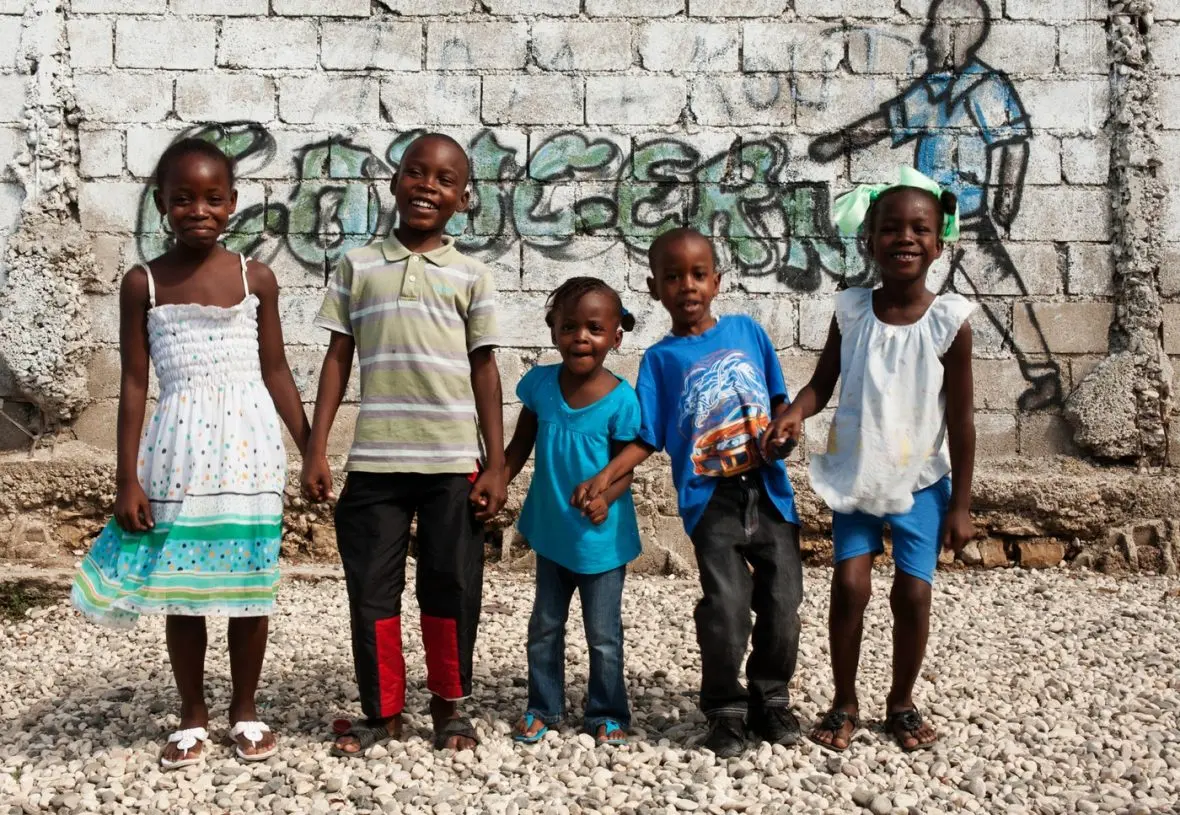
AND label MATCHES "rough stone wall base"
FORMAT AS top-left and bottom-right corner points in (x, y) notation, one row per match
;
(2, 446), (1176, 577)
